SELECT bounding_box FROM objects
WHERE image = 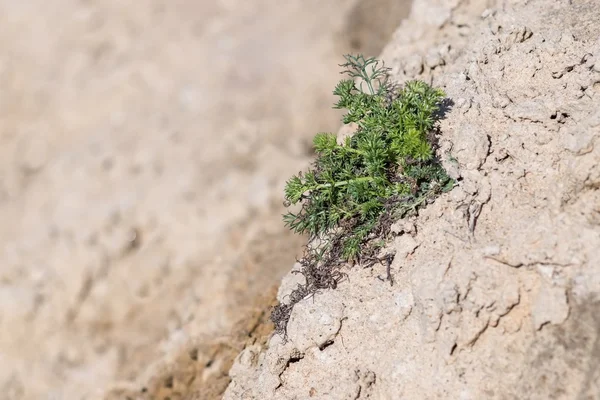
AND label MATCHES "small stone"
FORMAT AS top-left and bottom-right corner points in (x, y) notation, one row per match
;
(393, 235), (419, 258)
(481, 9), (496, 19)
(559, 31), (575, 47)
(467, 62), (479, 80)
(394, 289), (414, 321)
(458, 26), (471, 37)
(452, 124), (490, 170)
(425, 50), (444, 69)
(494, 148), (509, 162)
(481, 245), (501, 256)
(390, 220), (416, 235)
(506, 26), (533, 44)
(404, 54), (424, 77)
(583, 54), (595, 69)
(489, 21), (501, 35)
(532, 283), (569, 330)
(238, 346), (260, 368)
(492, 94), (511, 109)
(456, 98), (467, 108)
(438, 44), (452, 59)
(286, 291), (345, 351)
